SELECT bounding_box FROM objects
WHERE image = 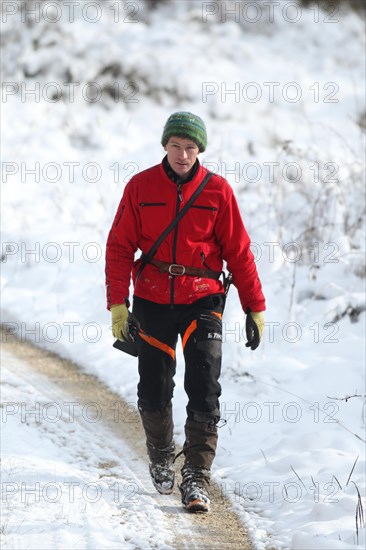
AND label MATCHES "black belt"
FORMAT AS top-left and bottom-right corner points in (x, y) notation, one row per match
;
(148, 258), (221, 280)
